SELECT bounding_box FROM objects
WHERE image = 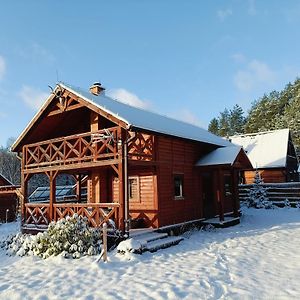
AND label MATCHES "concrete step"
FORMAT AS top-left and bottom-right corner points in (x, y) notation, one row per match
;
(145, 236), (184, 253)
